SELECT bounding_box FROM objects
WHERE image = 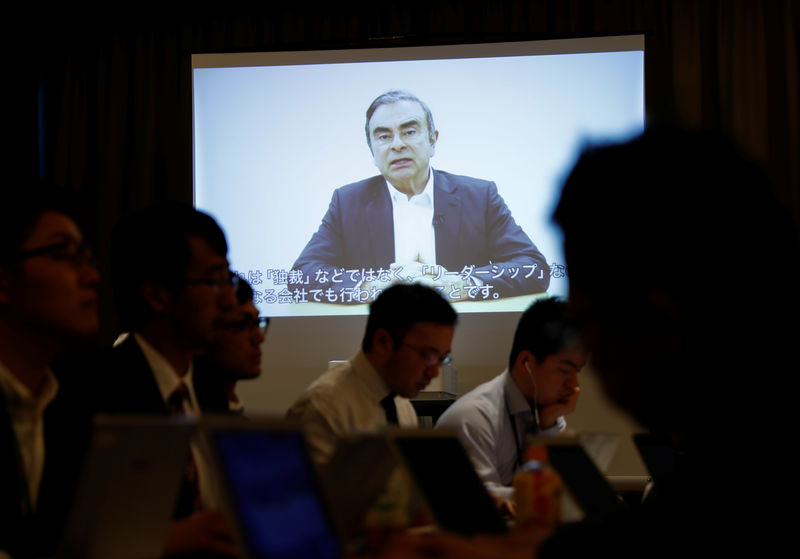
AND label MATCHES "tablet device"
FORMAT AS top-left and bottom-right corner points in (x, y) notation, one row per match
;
(203, 417), (342, 559)
(57, 414), (196, 559)
(320, 433), (399, 540)
(389, 429), (508, 536)
(524, 436), (625, 519)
